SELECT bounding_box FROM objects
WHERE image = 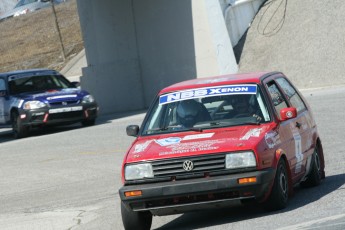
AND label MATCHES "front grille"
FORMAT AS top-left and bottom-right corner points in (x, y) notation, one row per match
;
(49, 111), (83, 120)
(49, 100), (80, 106)
(152, 154), (226, 177)
(124, 153), (257, 185)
